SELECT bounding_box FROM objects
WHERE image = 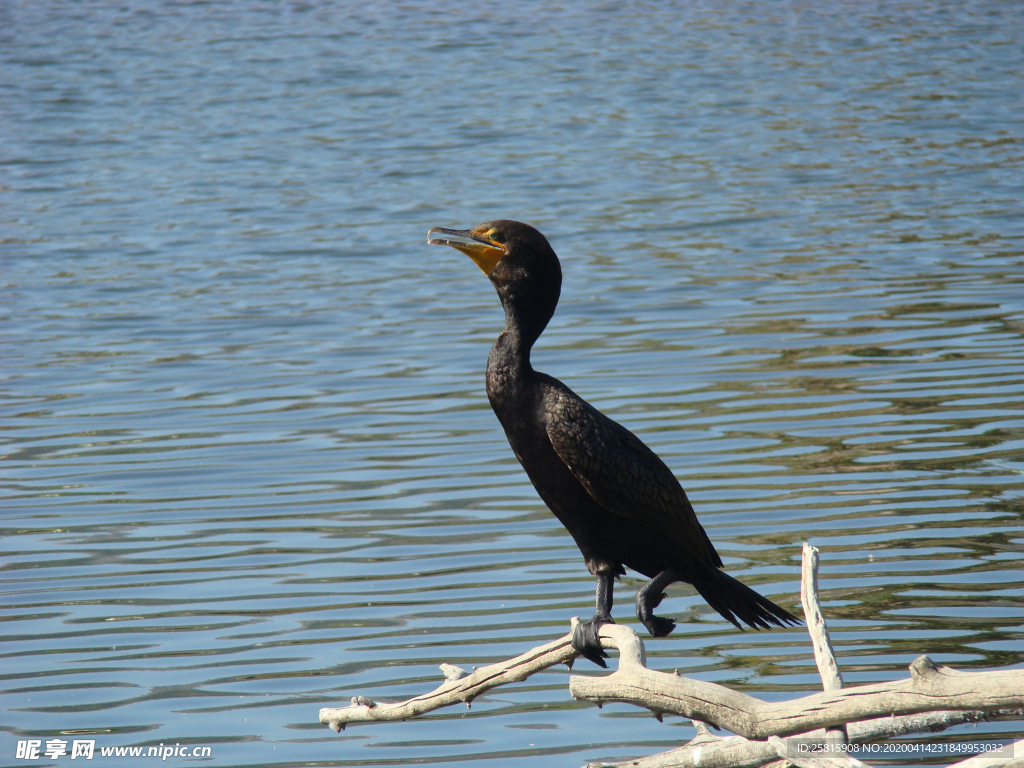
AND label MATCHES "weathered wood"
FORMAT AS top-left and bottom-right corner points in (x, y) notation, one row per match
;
(318, 543), (1024, 768)
(587, 710), (1016, 768)
(319, 627), (578, 731)
(769, 735), (871, 768)
(569, 636), (1024, 740)
(801, 542), (848, 749)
